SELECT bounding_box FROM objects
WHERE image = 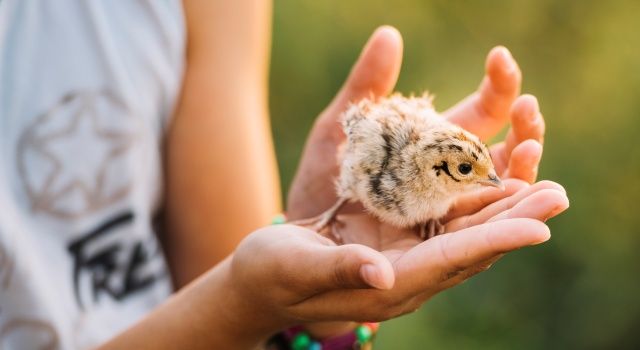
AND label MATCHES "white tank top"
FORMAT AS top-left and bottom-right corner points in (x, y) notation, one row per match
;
(0, 1), (185, 348)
